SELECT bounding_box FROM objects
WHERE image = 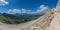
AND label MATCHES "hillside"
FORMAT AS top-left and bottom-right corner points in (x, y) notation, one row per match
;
(0, 13), (42, 24)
